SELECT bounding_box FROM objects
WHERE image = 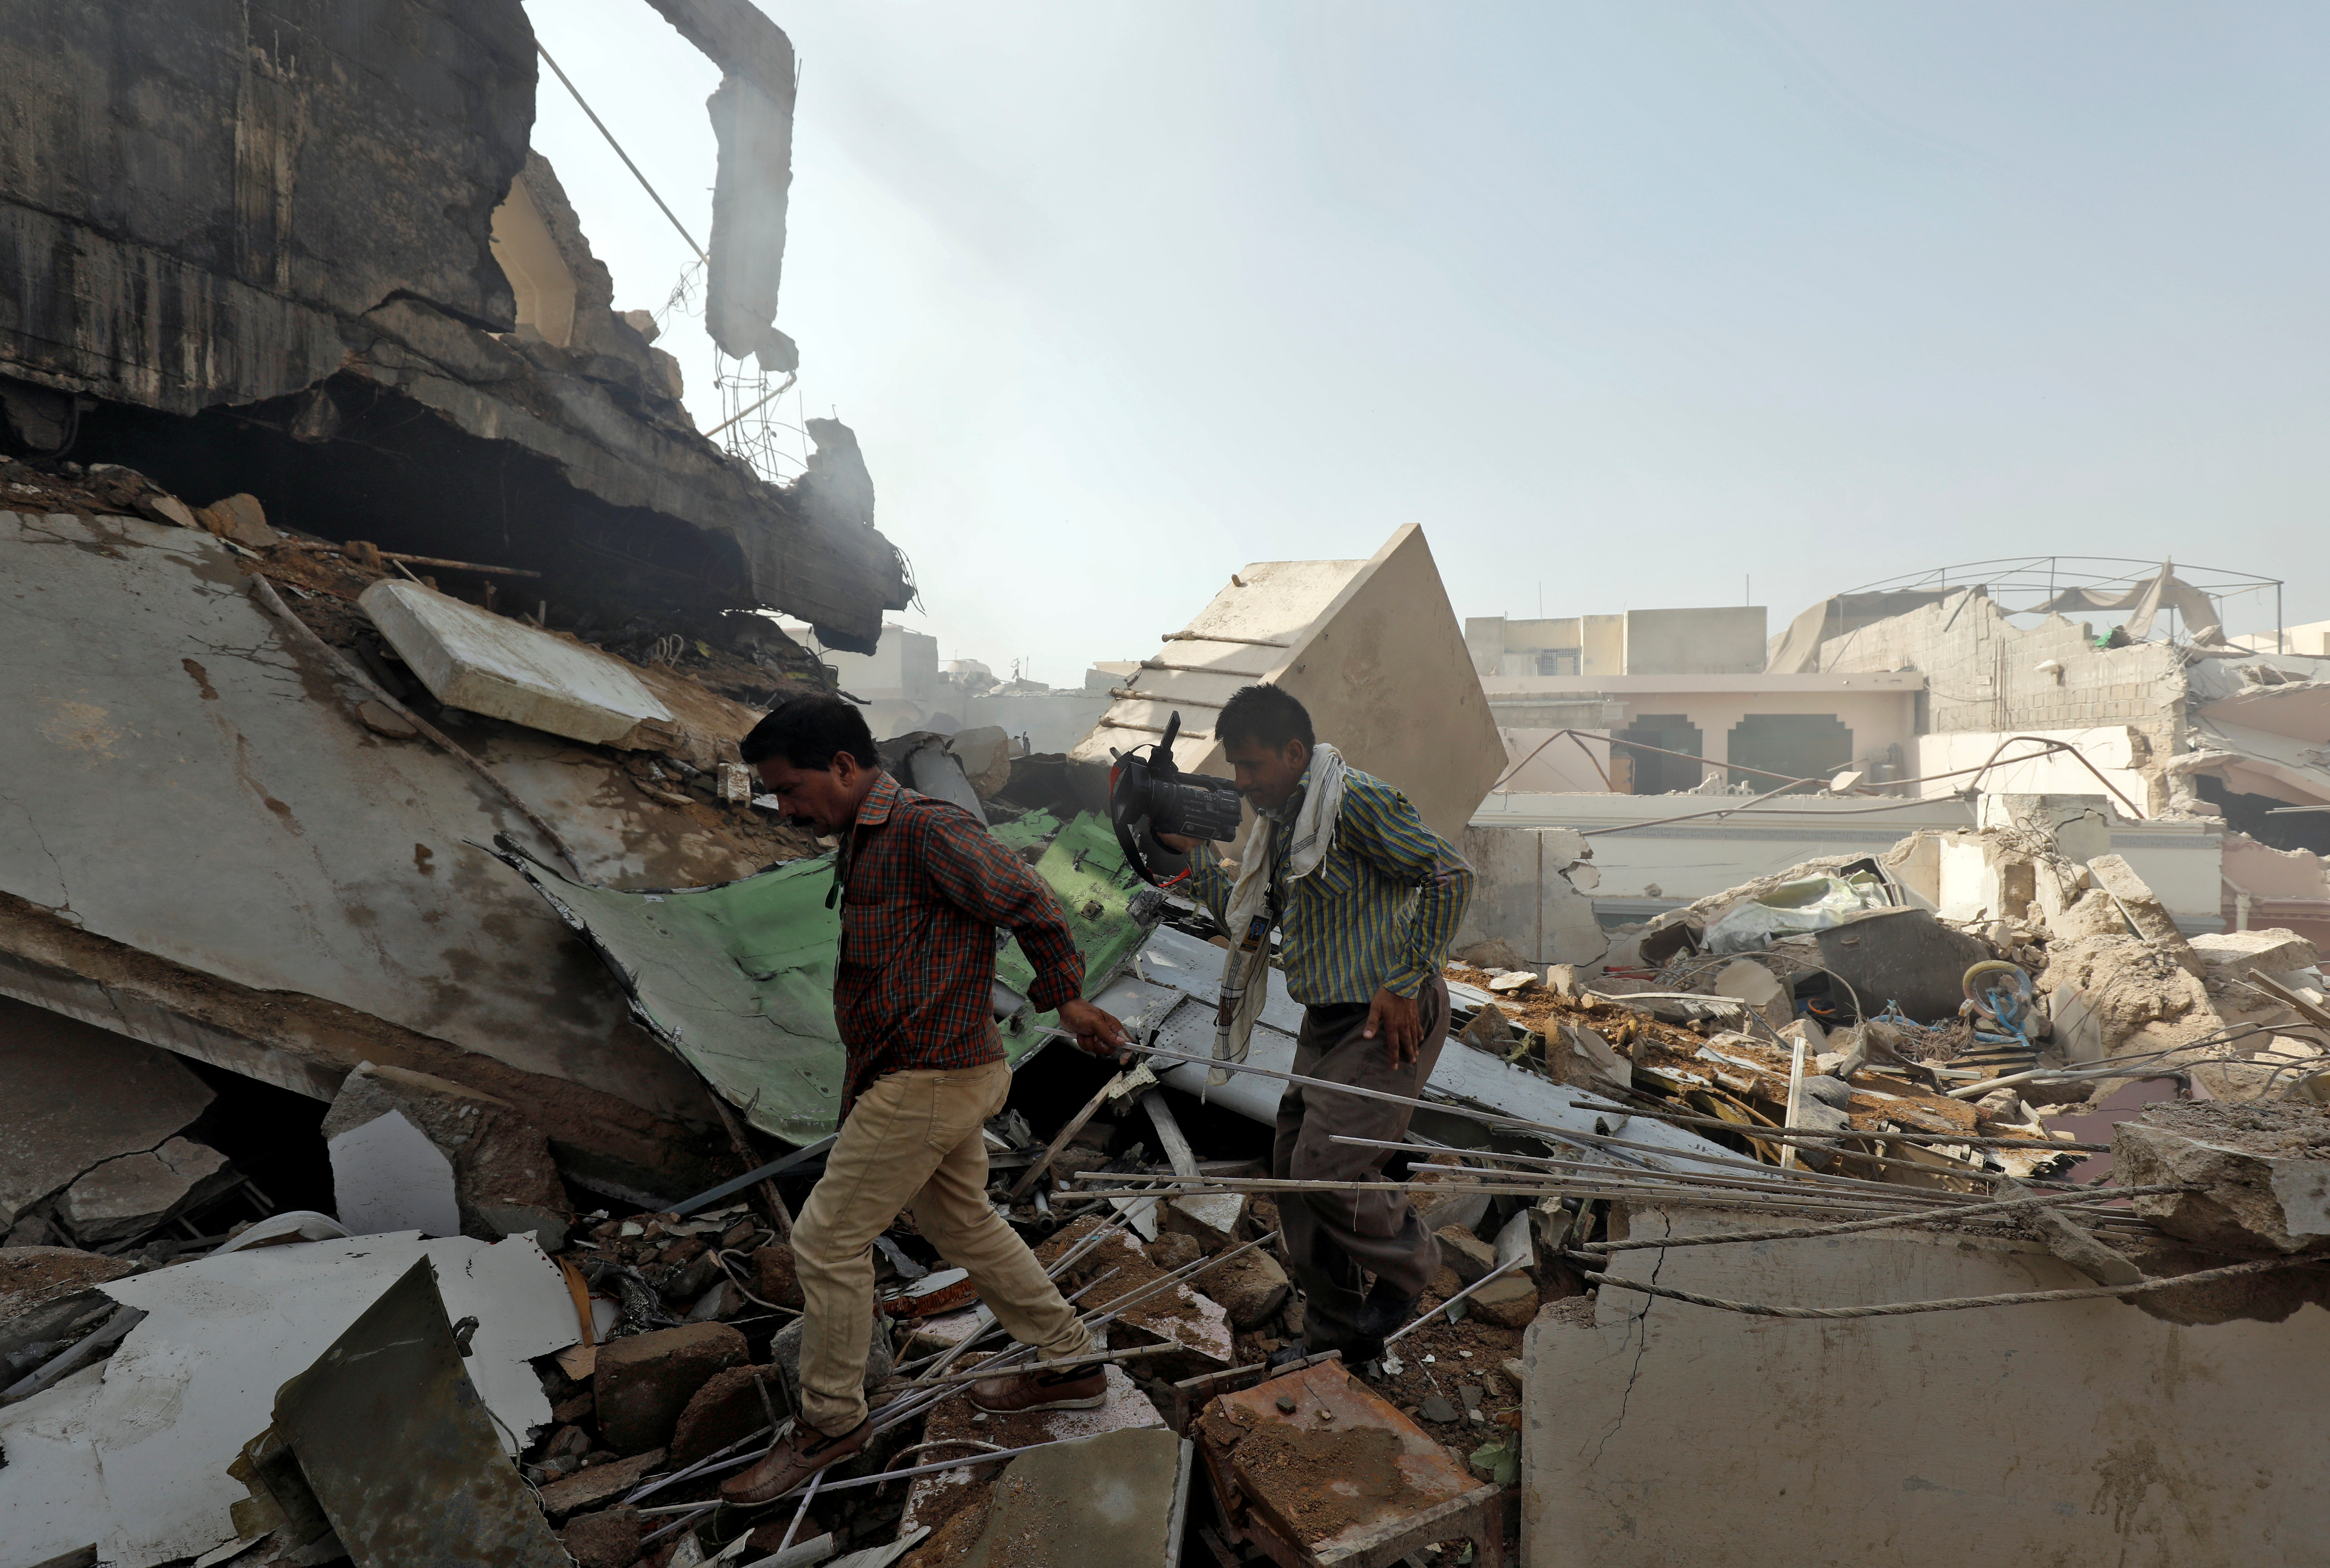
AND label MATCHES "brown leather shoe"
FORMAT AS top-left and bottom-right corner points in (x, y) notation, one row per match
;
(969, 1364), (1108, 1415)
(717, 1416), (872, 1506)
